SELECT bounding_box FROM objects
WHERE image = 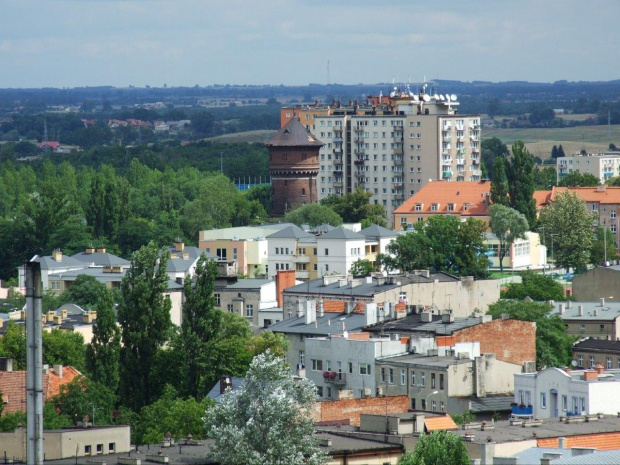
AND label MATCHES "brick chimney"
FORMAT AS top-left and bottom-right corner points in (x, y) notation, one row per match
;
(219, 375), (233, 395)
(174, 238), (185, 252)
(583, 370), (598, 381)
(276, 270), (296, 308)
(52, 249), (62, 261)
(595, 364), (604, 375)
